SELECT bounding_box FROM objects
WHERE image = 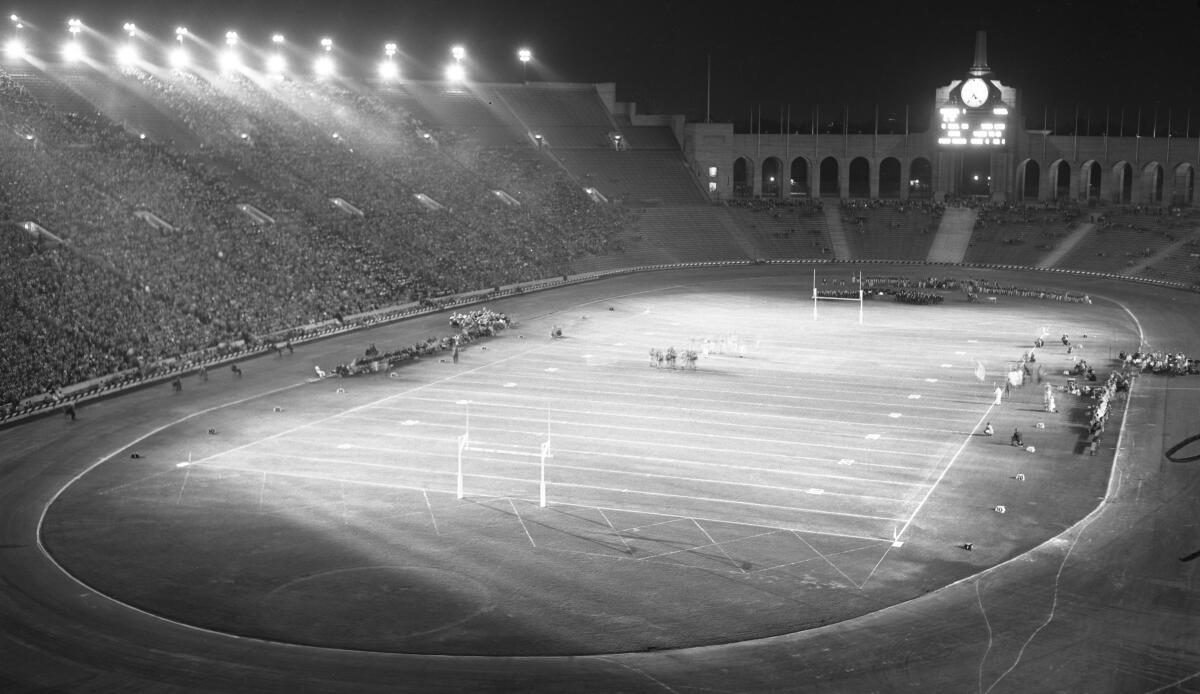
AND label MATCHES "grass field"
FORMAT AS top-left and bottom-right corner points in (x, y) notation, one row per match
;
(40, 270), (1139, 655)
